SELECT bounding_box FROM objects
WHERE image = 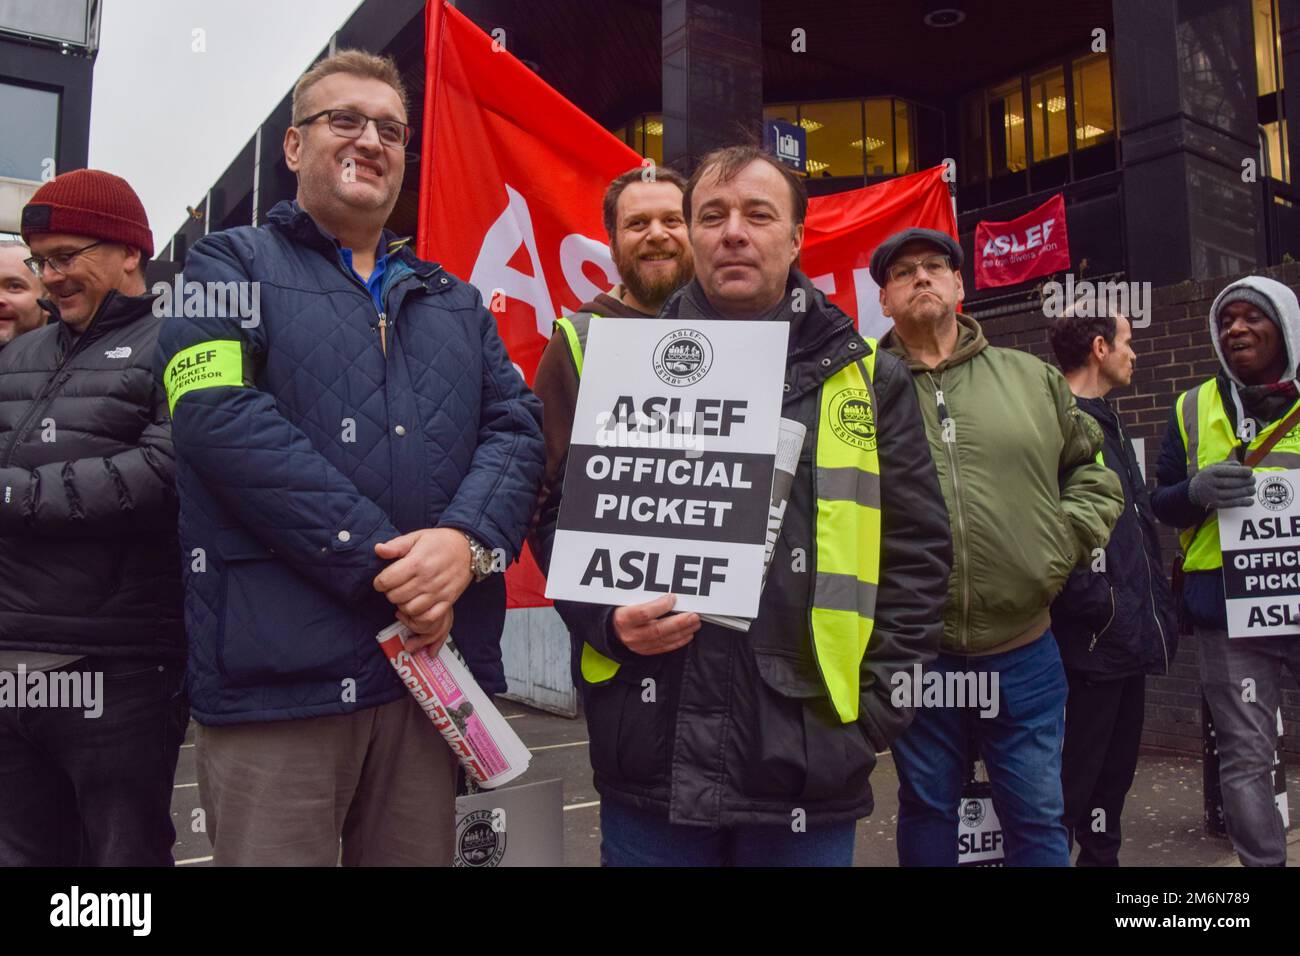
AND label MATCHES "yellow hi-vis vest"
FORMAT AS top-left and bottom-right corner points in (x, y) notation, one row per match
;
(553, 314), (882, 724)
(1176, 379), (1300, 570)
